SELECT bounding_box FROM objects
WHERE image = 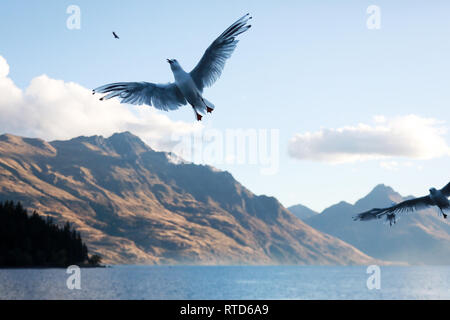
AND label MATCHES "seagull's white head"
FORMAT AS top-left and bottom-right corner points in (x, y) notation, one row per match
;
(167, 59), (181, 72)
